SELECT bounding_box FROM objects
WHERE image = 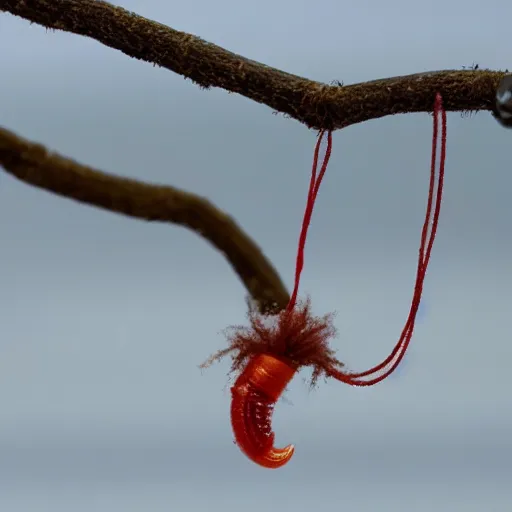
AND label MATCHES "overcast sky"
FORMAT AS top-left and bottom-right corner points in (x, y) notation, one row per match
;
(1, 0), (511, 510)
